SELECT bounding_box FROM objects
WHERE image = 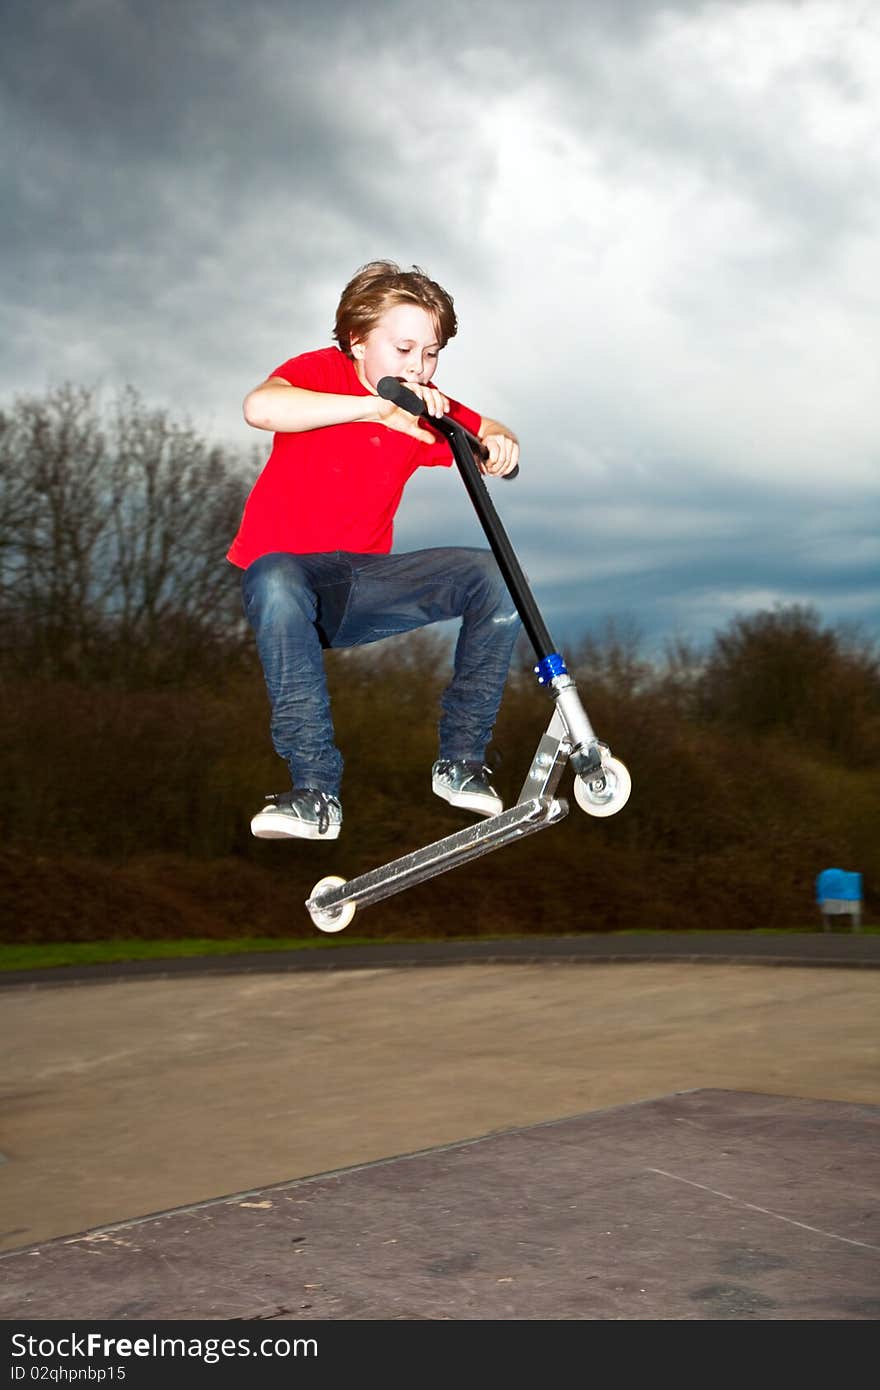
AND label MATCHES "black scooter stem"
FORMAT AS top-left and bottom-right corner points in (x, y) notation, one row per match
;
(377, 376), (558, 664)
